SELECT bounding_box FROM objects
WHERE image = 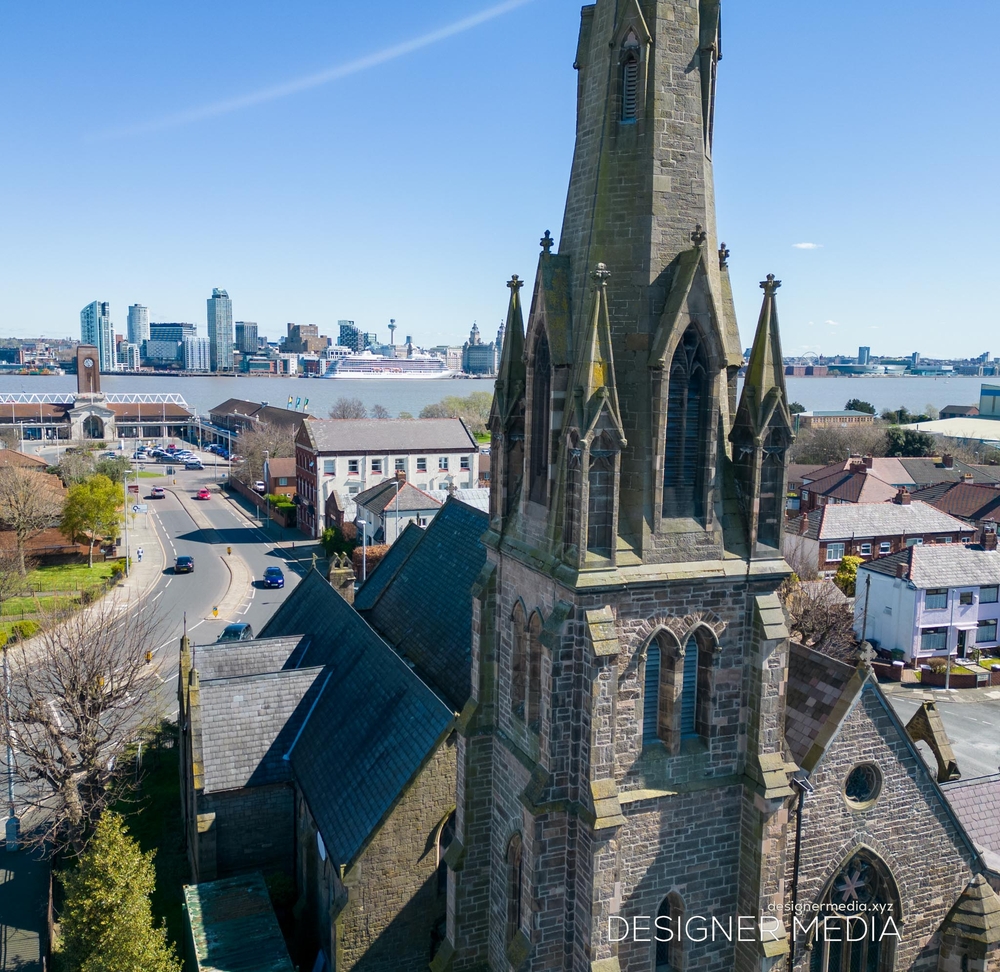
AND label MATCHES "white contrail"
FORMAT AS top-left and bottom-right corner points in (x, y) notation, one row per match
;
(99, 0), (535, 137)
